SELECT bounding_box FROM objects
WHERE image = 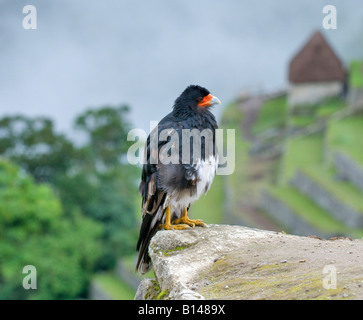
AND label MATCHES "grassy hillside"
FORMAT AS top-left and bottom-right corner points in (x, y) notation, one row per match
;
(252, 95), (287, 134)
(219, 88), (363, 239)
(279, 134), (323, 185)
(268, 186), (349, 234)
(327, 115), (363, 166)
(350, 61), (363, 88)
